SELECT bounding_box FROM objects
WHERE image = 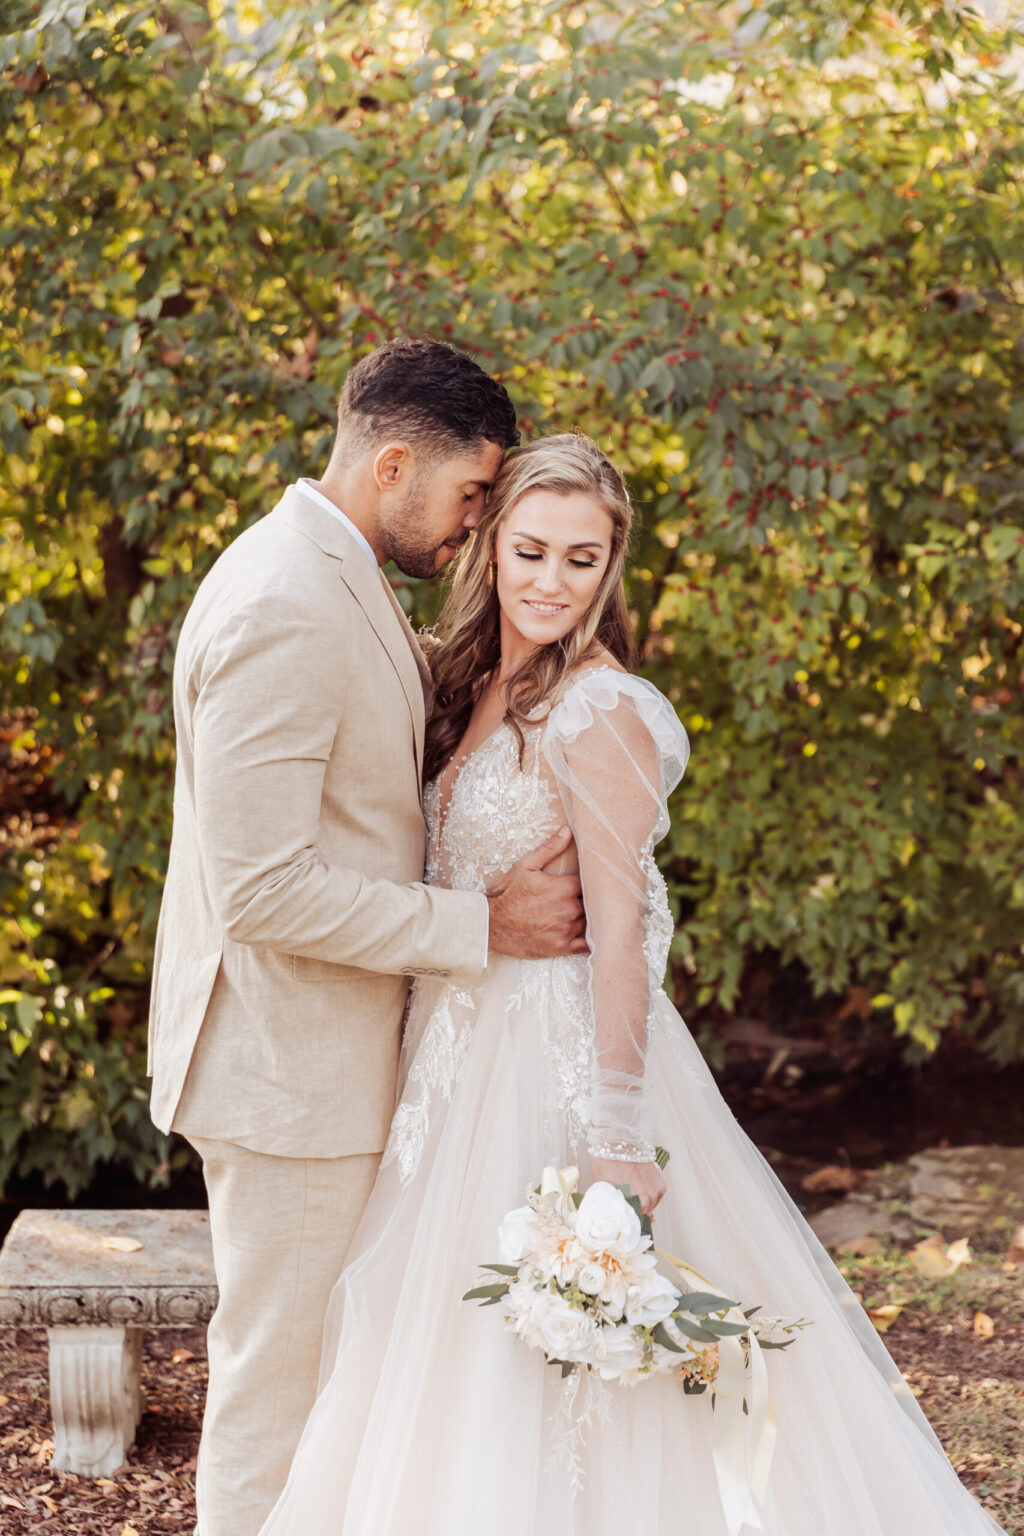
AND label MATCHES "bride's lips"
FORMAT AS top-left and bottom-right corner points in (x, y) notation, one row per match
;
(523, 599), (569, 616)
